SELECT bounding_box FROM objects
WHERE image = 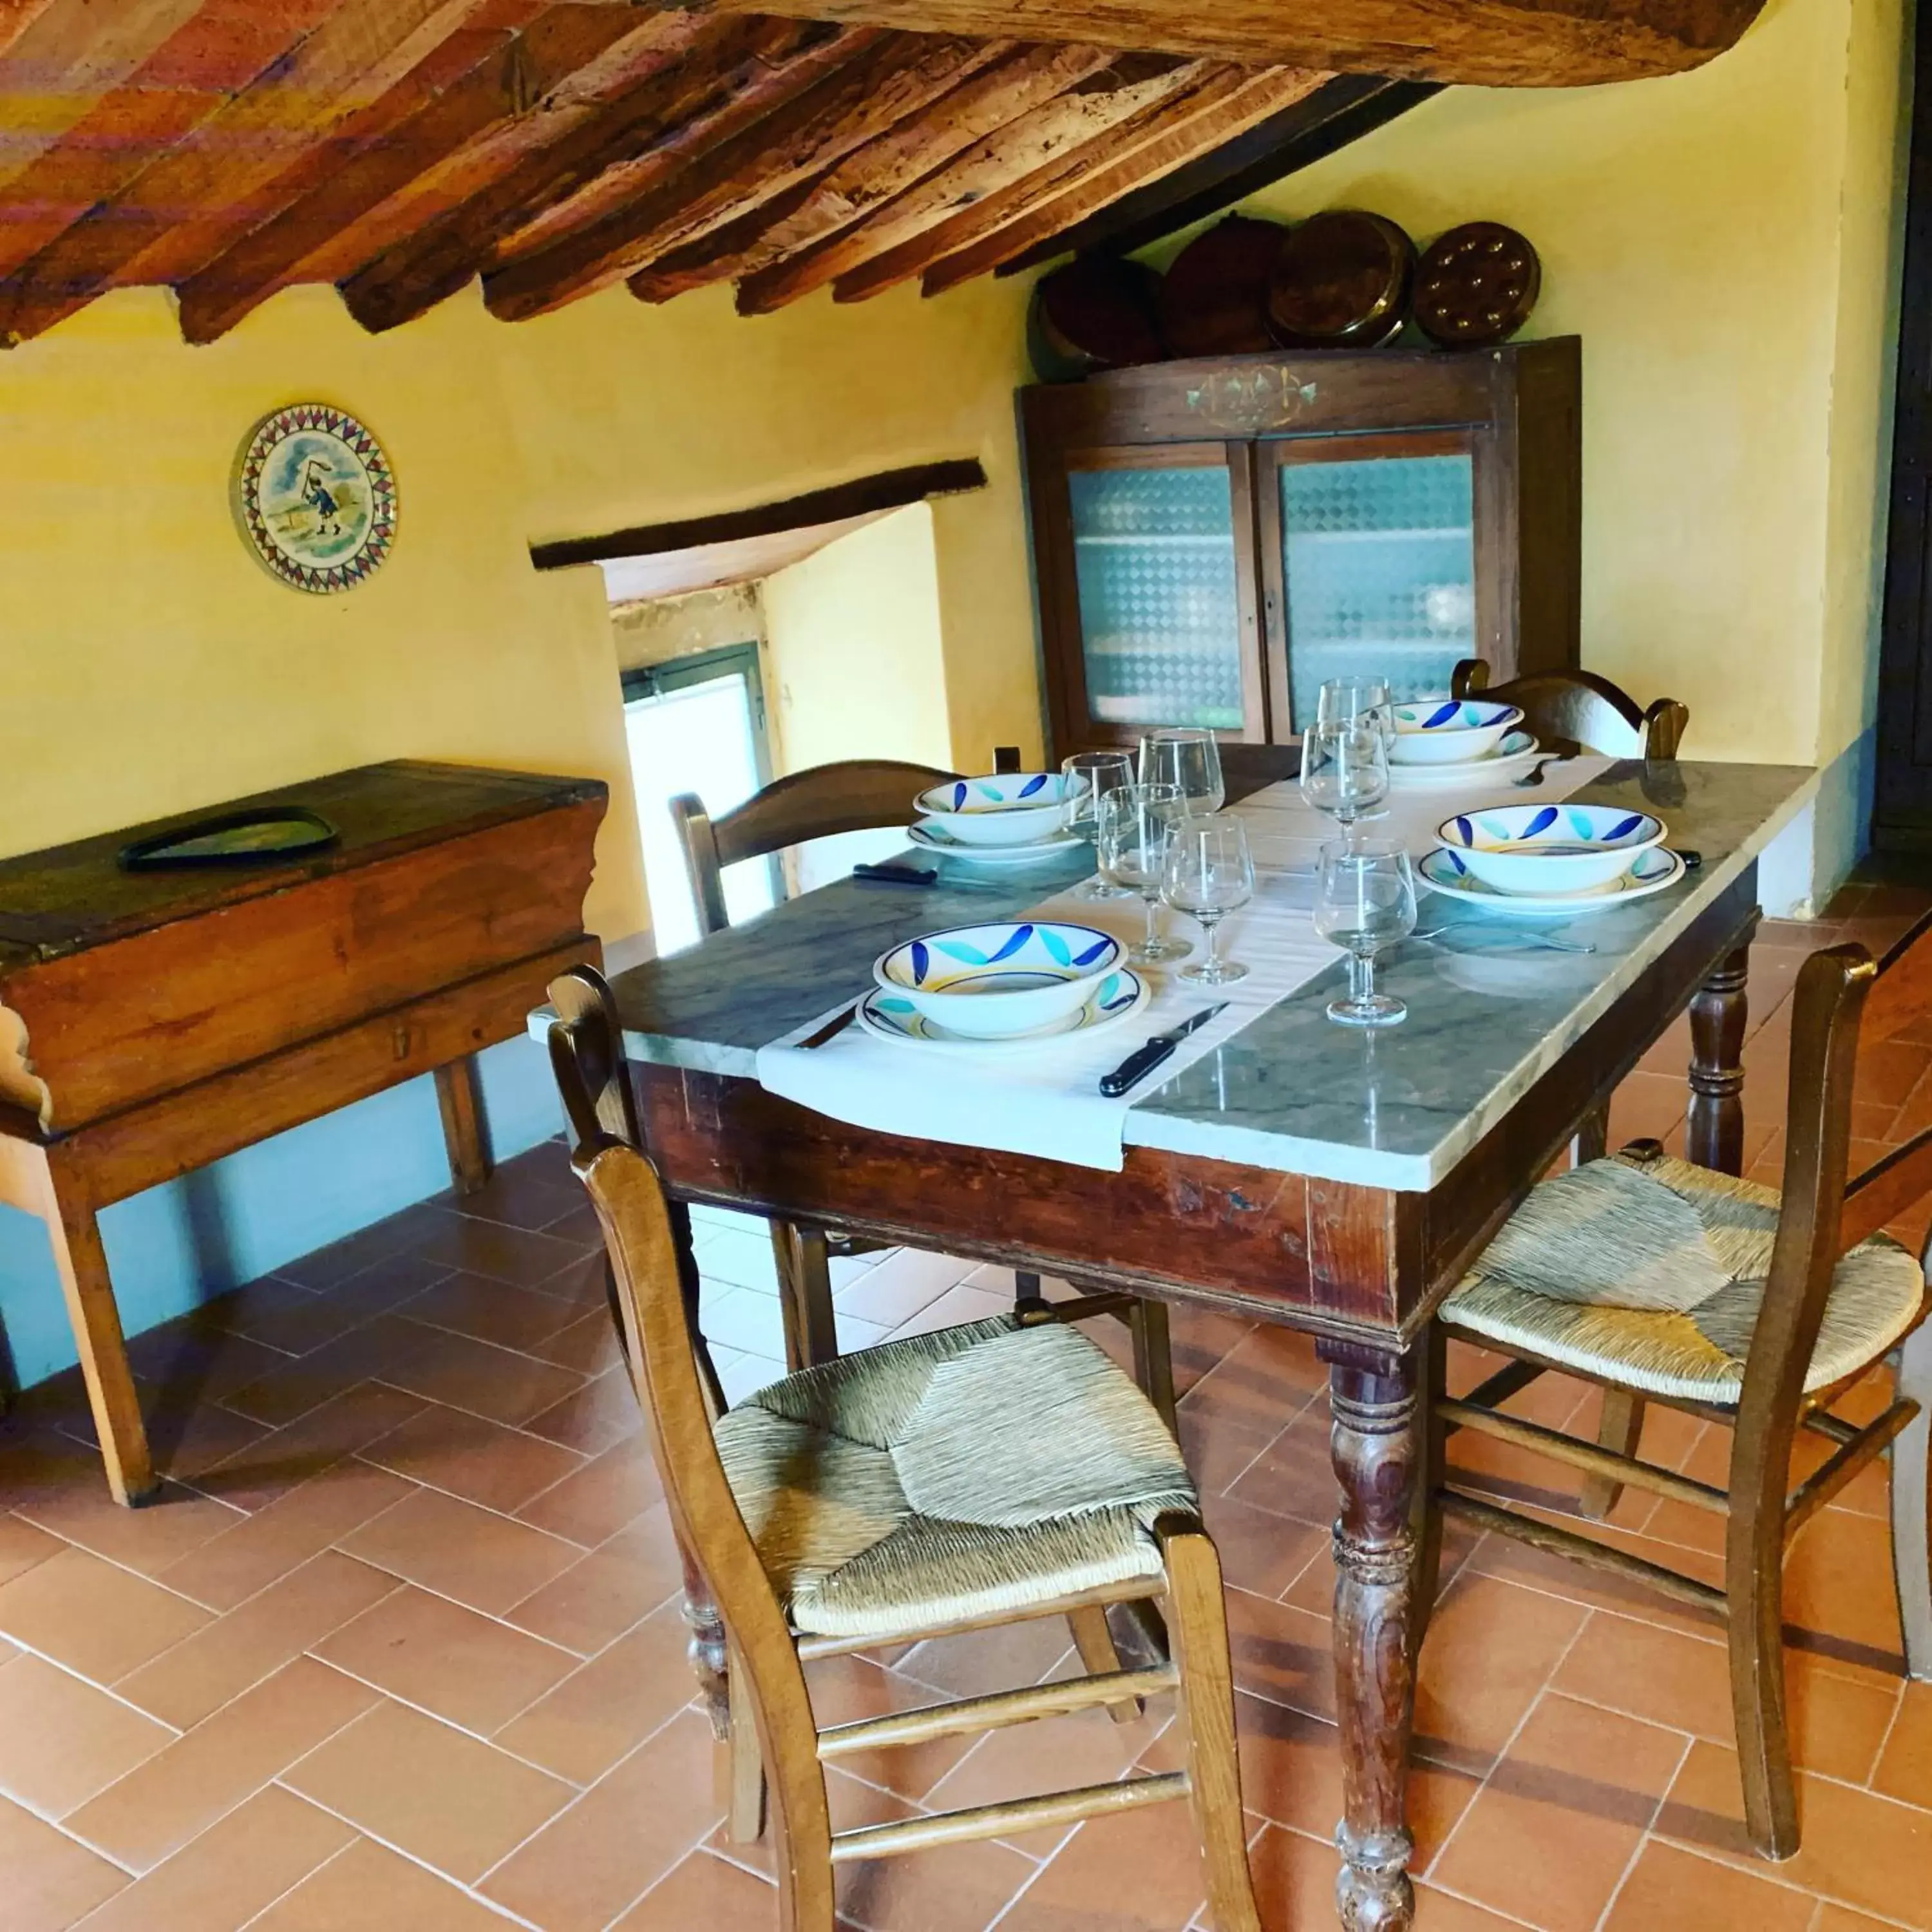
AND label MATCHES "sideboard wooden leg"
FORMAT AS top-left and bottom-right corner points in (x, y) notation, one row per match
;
(434, 1055), (492, 1195)
(47, 1164), (155, 1507)
(1688, 935), (1754, 1175)
(1323, 1346), (1419, 1932)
